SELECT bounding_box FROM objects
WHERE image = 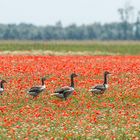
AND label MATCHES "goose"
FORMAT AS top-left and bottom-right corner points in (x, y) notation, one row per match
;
(0, 80), (7, 95)
(51, 73), (78, 100)
(27, 77), (46, 98)
(89, 71), (111, 95)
